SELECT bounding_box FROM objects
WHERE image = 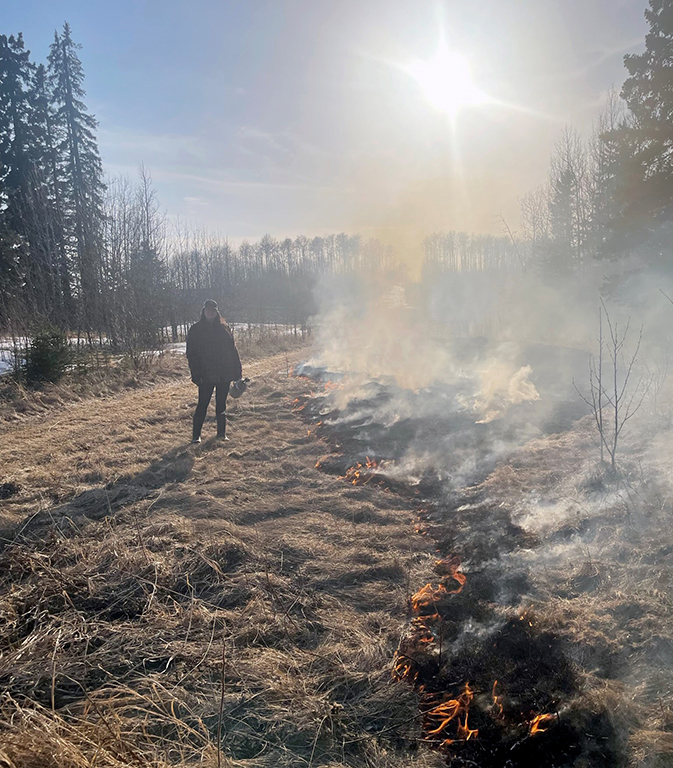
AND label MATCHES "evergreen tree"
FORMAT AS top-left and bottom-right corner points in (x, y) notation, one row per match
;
(590, 91), (625, 259)
(618, 0), (673, 225)
(545, 128), (591, 277)
(48, 23), (105, 333)
(29, 61), (72, 319)
(0, 224), (22, 327)
(0, 33), (34, 295)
